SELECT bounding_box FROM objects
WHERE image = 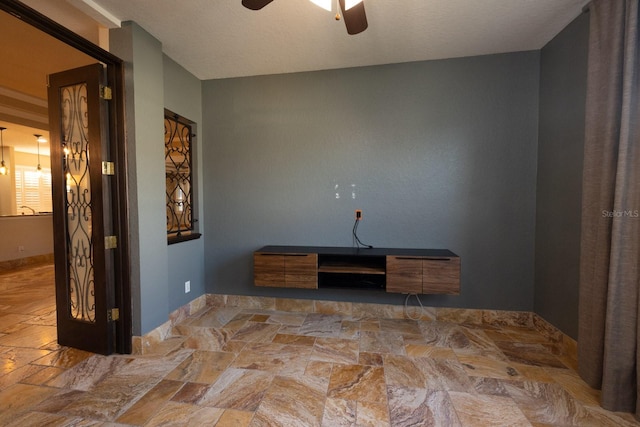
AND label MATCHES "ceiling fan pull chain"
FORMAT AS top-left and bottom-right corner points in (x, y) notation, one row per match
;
(335, 0), (341, 20)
